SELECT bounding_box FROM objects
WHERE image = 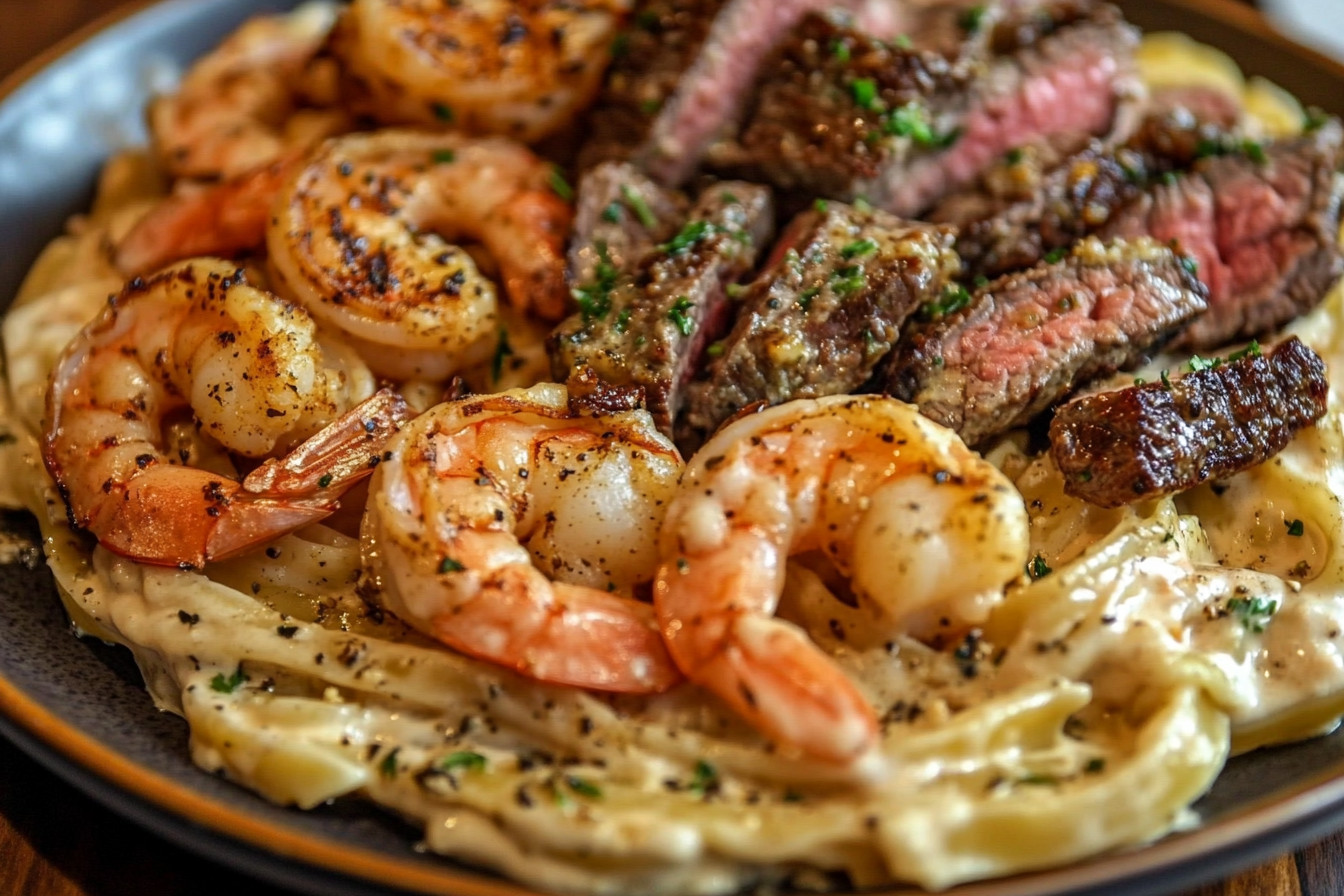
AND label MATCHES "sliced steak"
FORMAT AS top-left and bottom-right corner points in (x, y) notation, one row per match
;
(1050, 336), (1329, 507)
(715, 0), (1137, 216)
(569, 161), (687, 285)
(882, 237), (1208, 446)
(681, 201), (959, 440)
(550, 183), (773, 437)
(580, 0), (832, 185)
(1102, 118), (1344, 349)
(930, 110), (1225, 279)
